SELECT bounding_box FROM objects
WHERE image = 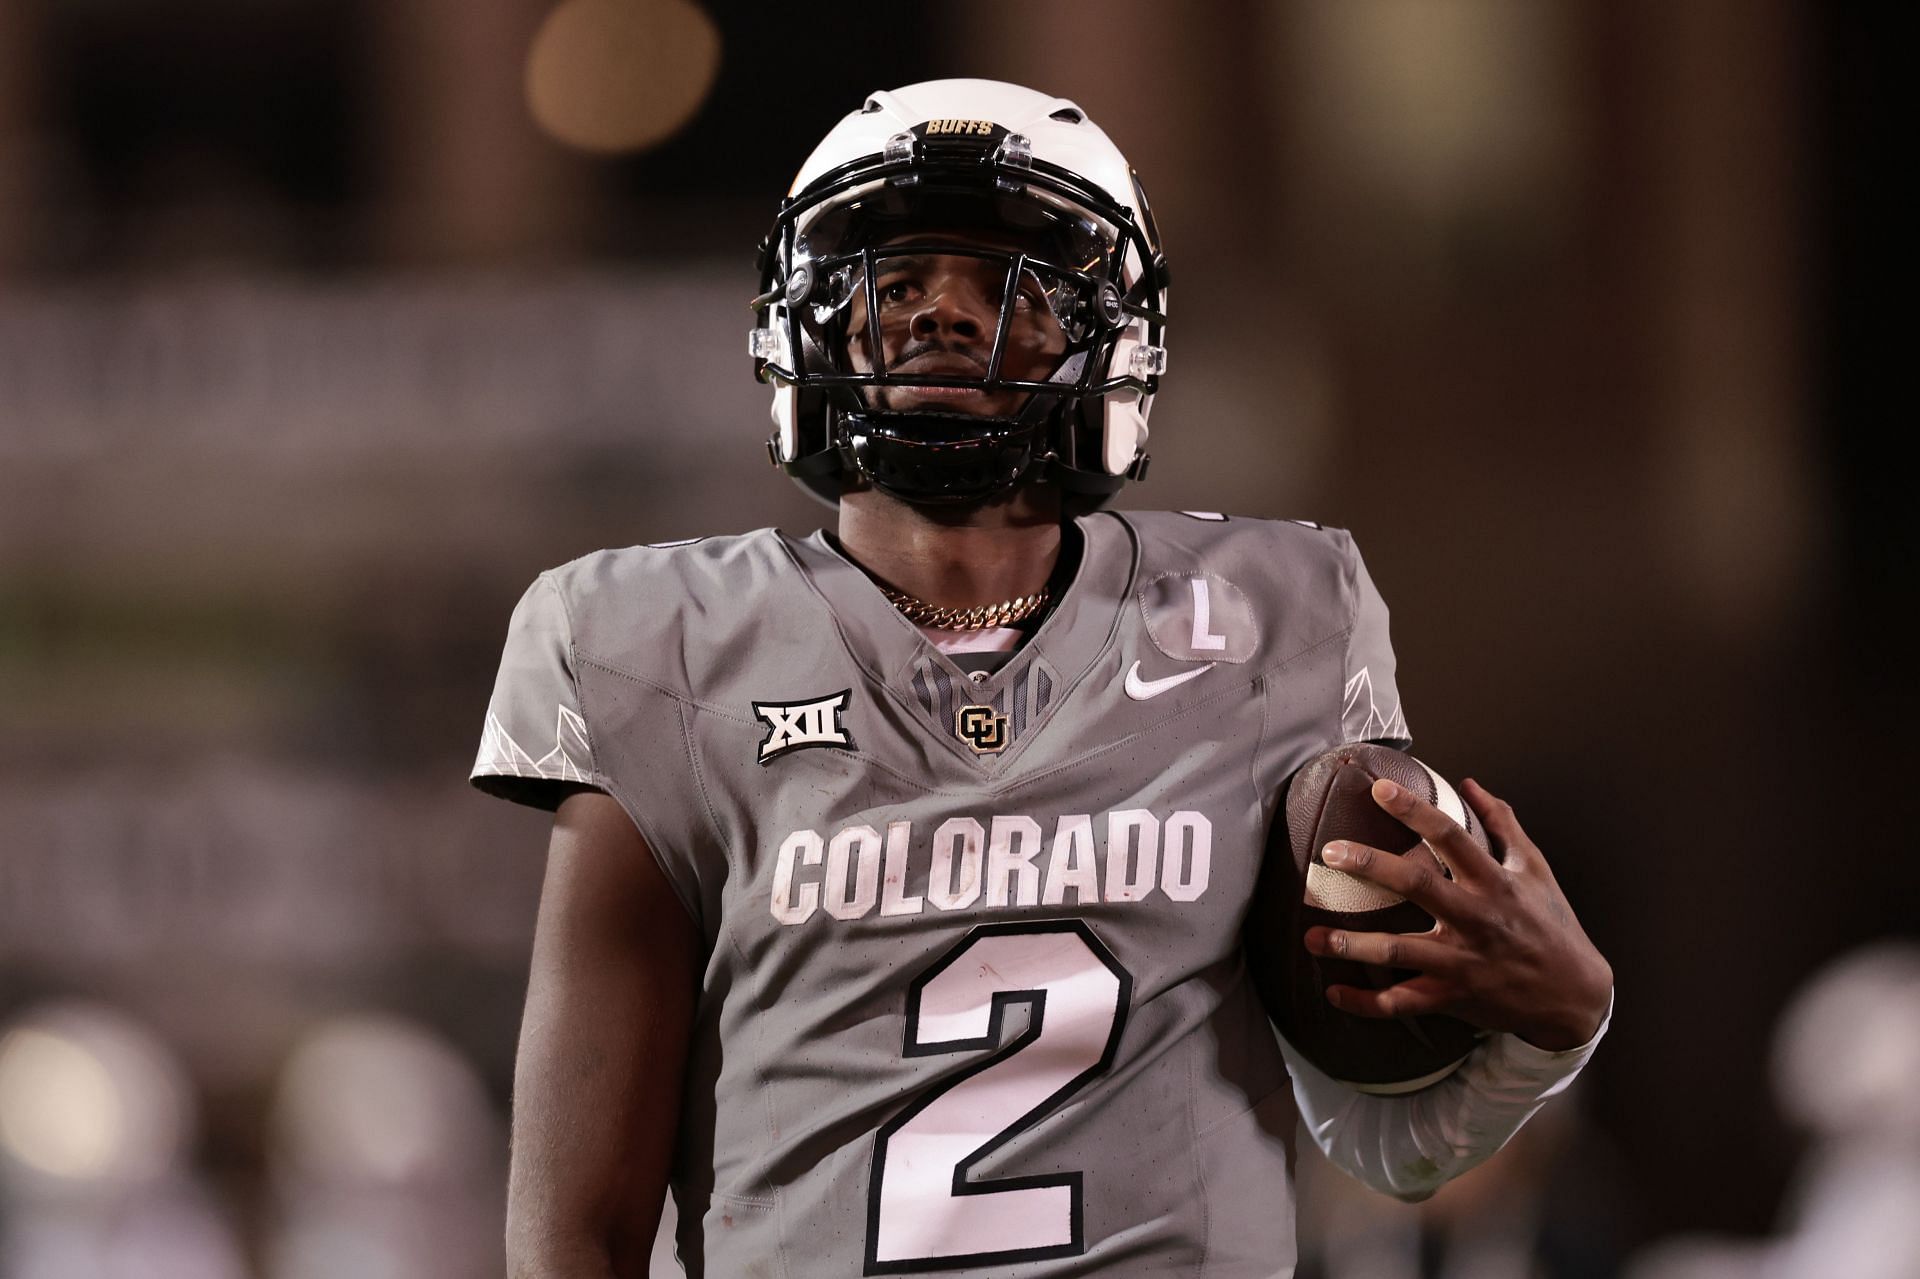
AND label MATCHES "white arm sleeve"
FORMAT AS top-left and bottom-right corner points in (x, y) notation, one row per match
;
(1278, 989), (1613, 1202)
